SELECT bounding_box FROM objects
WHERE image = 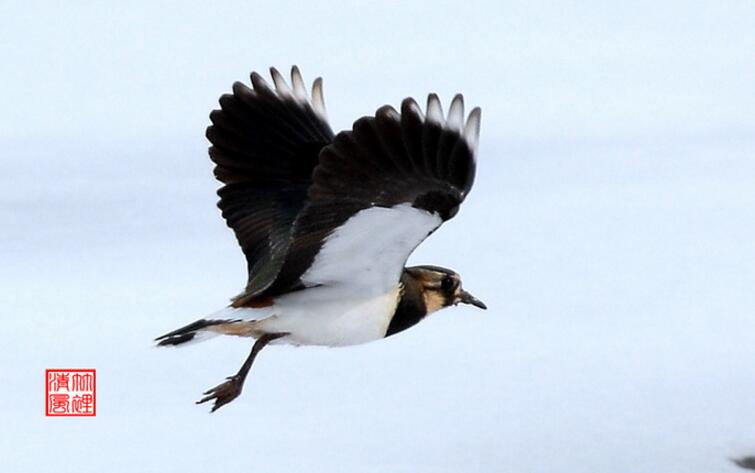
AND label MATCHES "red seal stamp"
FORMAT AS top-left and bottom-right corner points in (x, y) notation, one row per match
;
(45, 369), (96, 417)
